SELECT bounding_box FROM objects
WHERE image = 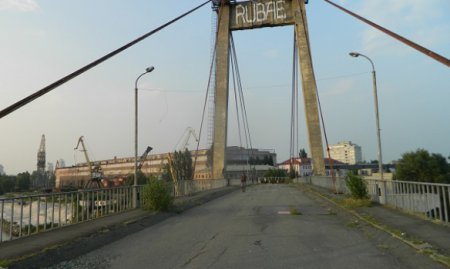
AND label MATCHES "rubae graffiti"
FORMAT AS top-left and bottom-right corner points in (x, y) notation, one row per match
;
(231, 0), (294, 29)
